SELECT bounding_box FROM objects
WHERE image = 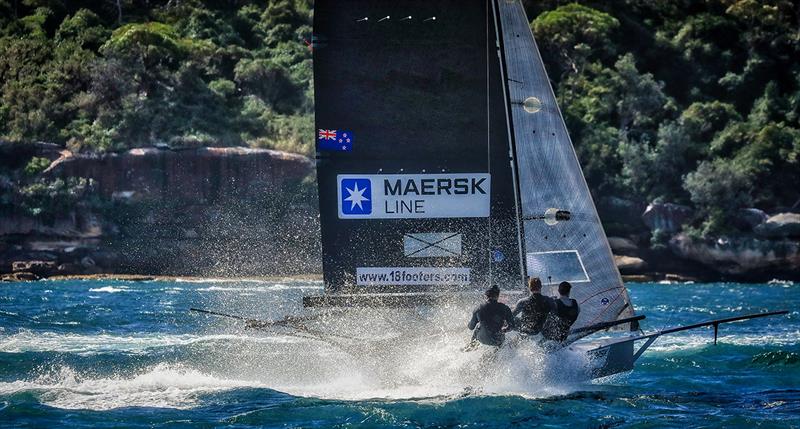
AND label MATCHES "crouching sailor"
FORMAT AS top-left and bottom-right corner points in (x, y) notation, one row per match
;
(468, 285), (515, 347)
(512, 277), (553, 337)
(542, 281), (580, 344)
